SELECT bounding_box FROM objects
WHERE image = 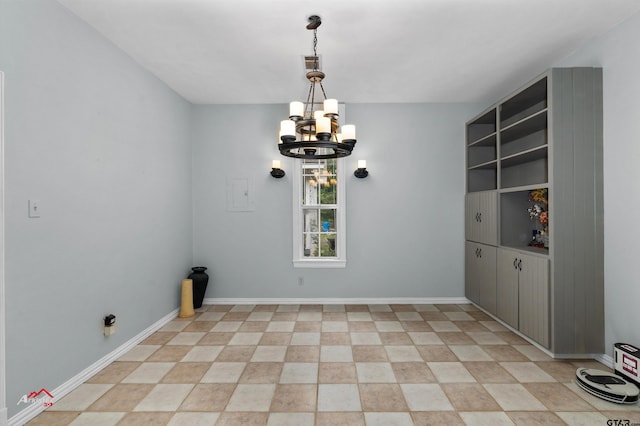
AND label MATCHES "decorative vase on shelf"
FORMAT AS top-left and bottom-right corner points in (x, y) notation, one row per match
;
(188, 267), (209, 309)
